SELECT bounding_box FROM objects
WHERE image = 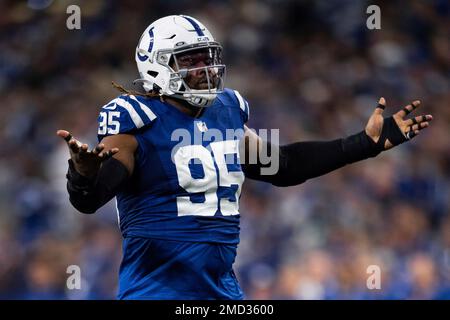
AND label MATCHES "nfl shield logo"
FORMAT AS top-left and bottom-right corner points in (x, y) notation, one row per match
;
(196, 121), (208, 132)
